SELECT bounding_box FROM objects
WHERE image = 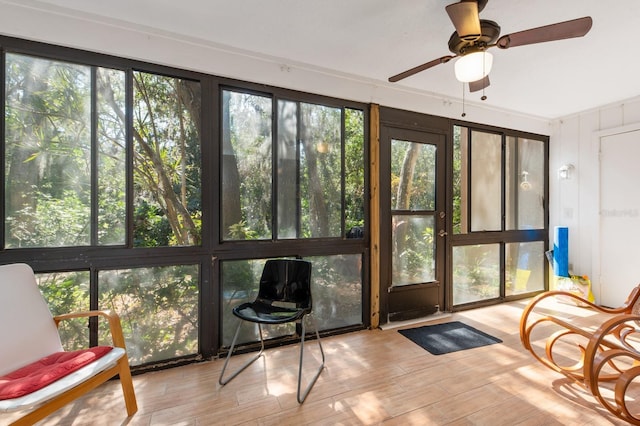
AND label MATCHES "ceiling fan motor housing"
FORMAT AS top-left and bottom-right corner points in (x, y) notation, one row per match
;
(448, 20), (501, 55)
